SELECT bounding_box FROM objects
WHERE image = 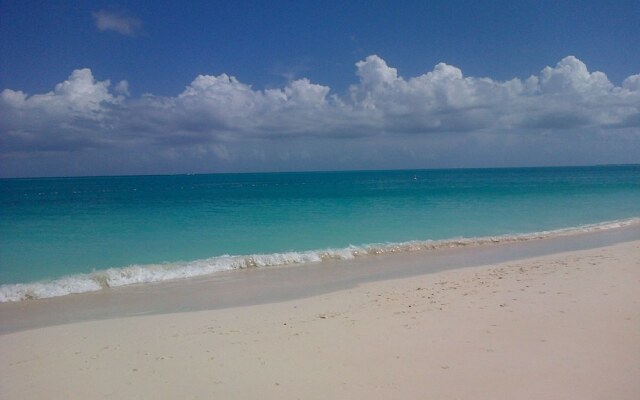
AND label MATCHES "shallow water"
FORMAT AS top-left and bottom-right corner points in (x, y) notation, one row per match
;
(1, 165), (639, 301)
(1, 224), (638, 334)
